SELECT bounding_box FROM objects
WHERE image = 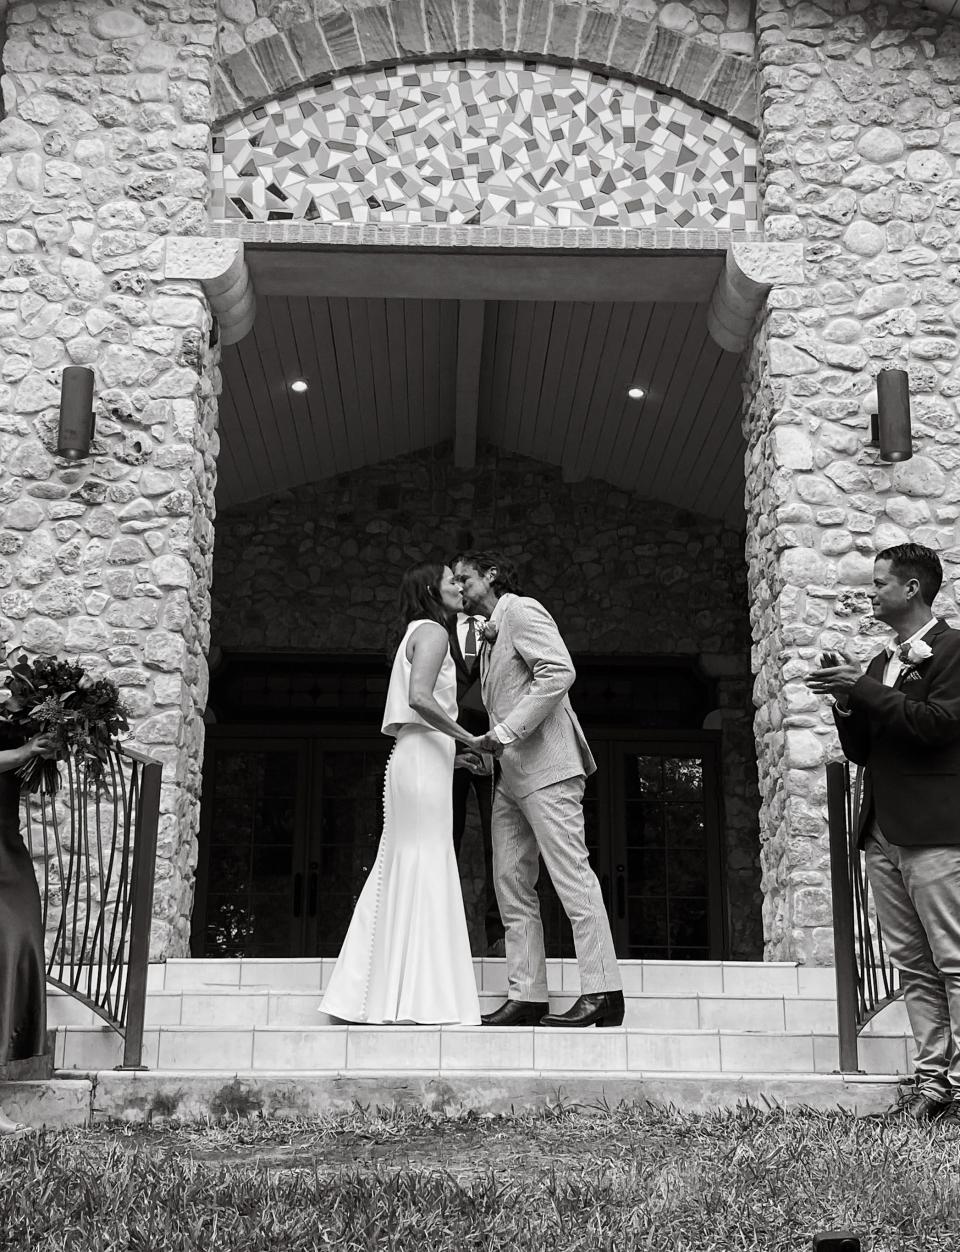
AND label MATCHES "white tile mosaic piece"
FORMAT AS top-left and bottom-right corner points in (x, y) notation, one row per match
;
(212, 60), (757, 230)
